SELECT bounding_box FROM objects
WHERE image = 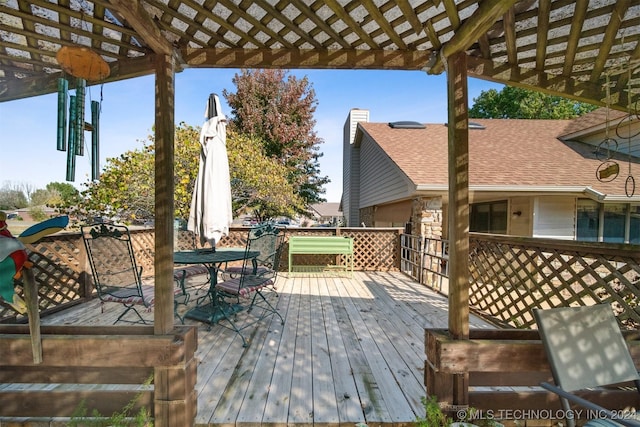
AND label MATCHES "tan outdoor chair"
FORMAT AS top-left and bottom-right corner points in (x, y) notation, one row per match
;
(534, 304), (640, 427)
(82, 222), (186, 324)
